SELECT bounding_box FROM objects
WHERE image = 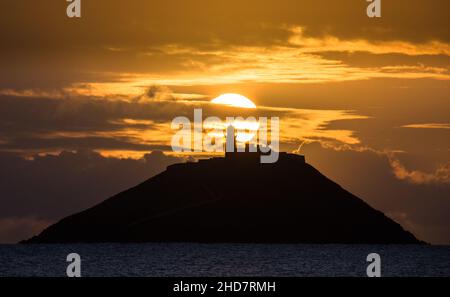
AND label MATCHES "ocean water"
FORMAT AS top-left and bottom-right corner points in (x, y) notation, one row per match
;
(0, 244), (448, 277)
